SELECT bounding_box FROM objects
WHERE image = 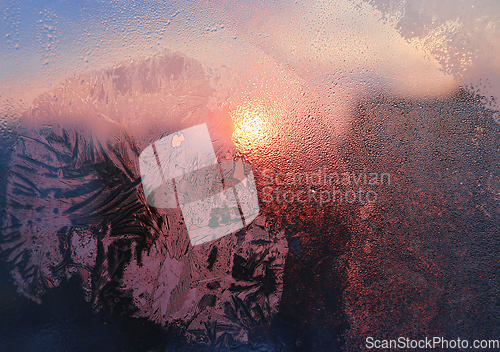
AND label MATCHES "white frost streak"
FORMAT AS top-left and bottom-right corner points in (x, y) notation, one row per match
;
(154, 254), (183, 318)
